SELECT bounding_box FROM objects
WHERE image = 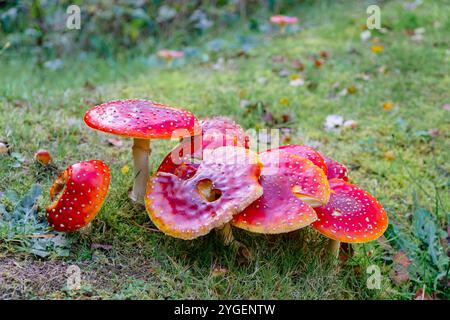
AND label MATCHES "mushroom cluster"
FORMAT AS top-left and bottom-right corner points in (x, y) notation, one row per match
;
(44, 98), (388, 258)
(146, 115), (388, 256)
